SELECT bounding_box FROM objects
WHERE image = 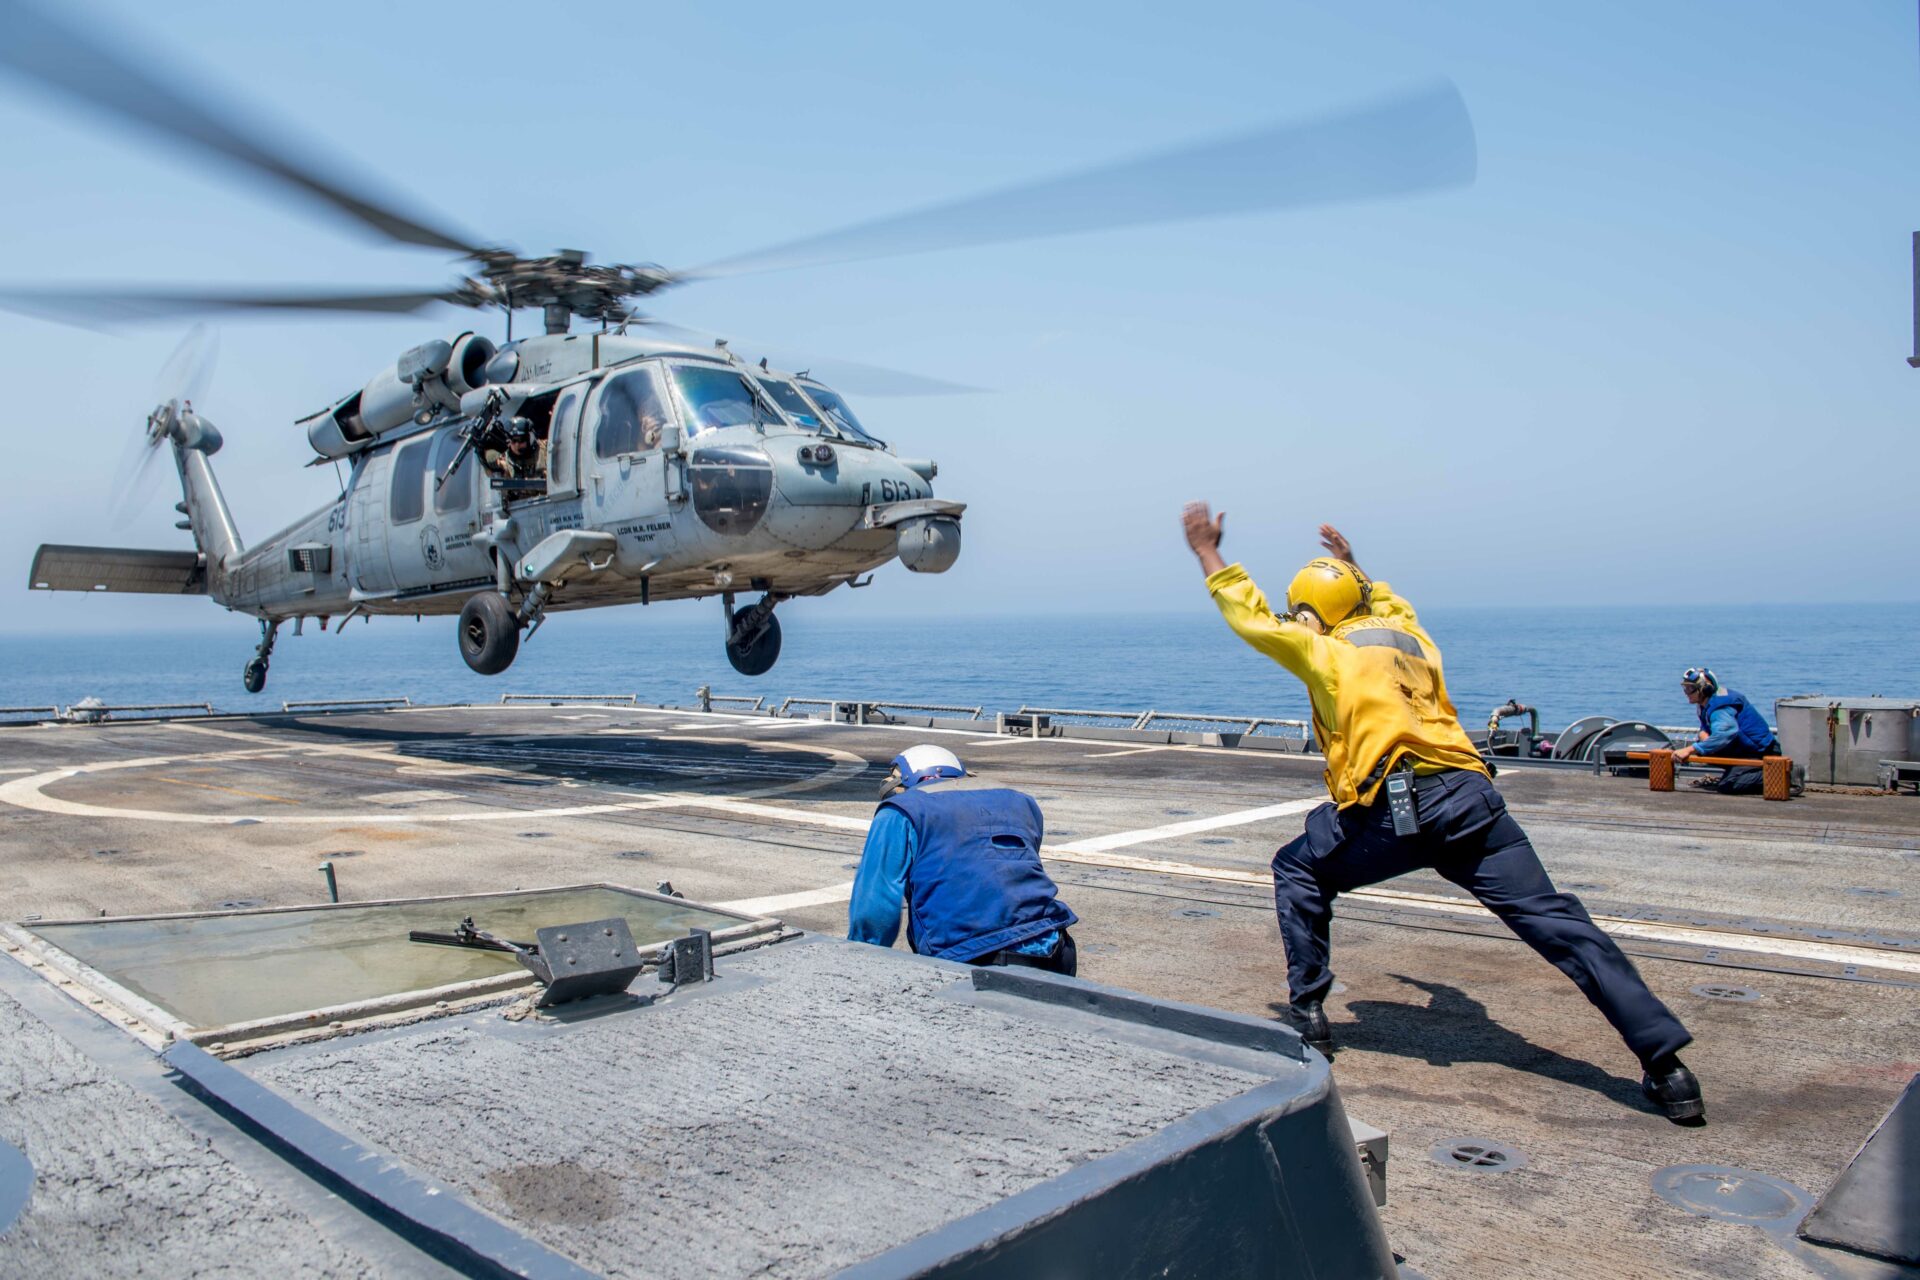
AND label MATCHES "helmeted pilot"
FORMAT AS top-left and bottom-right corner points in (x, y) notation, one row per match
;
(1180, 509), (1705, 1124)
(847, 744), (1079, 974)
